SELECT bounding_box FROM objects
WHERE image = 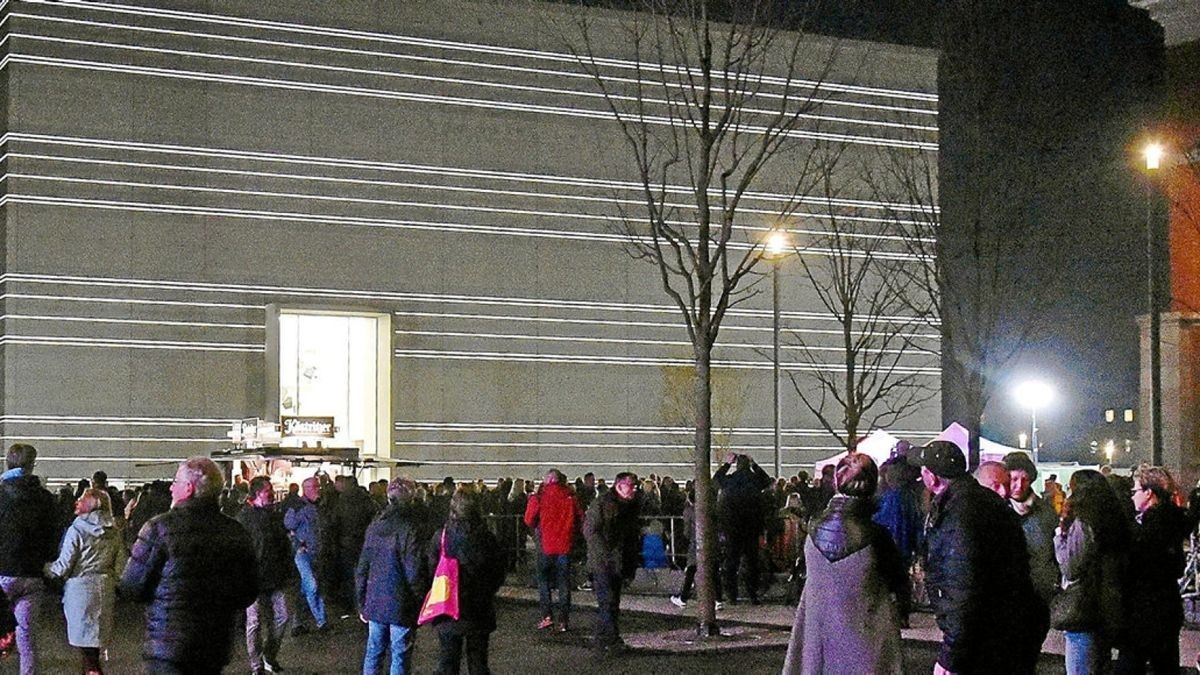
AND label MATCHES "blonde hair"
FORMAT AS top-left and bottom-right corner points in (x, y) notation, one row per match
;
(76, 487), (112, 516)
(1133, 464), (1178, 504)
